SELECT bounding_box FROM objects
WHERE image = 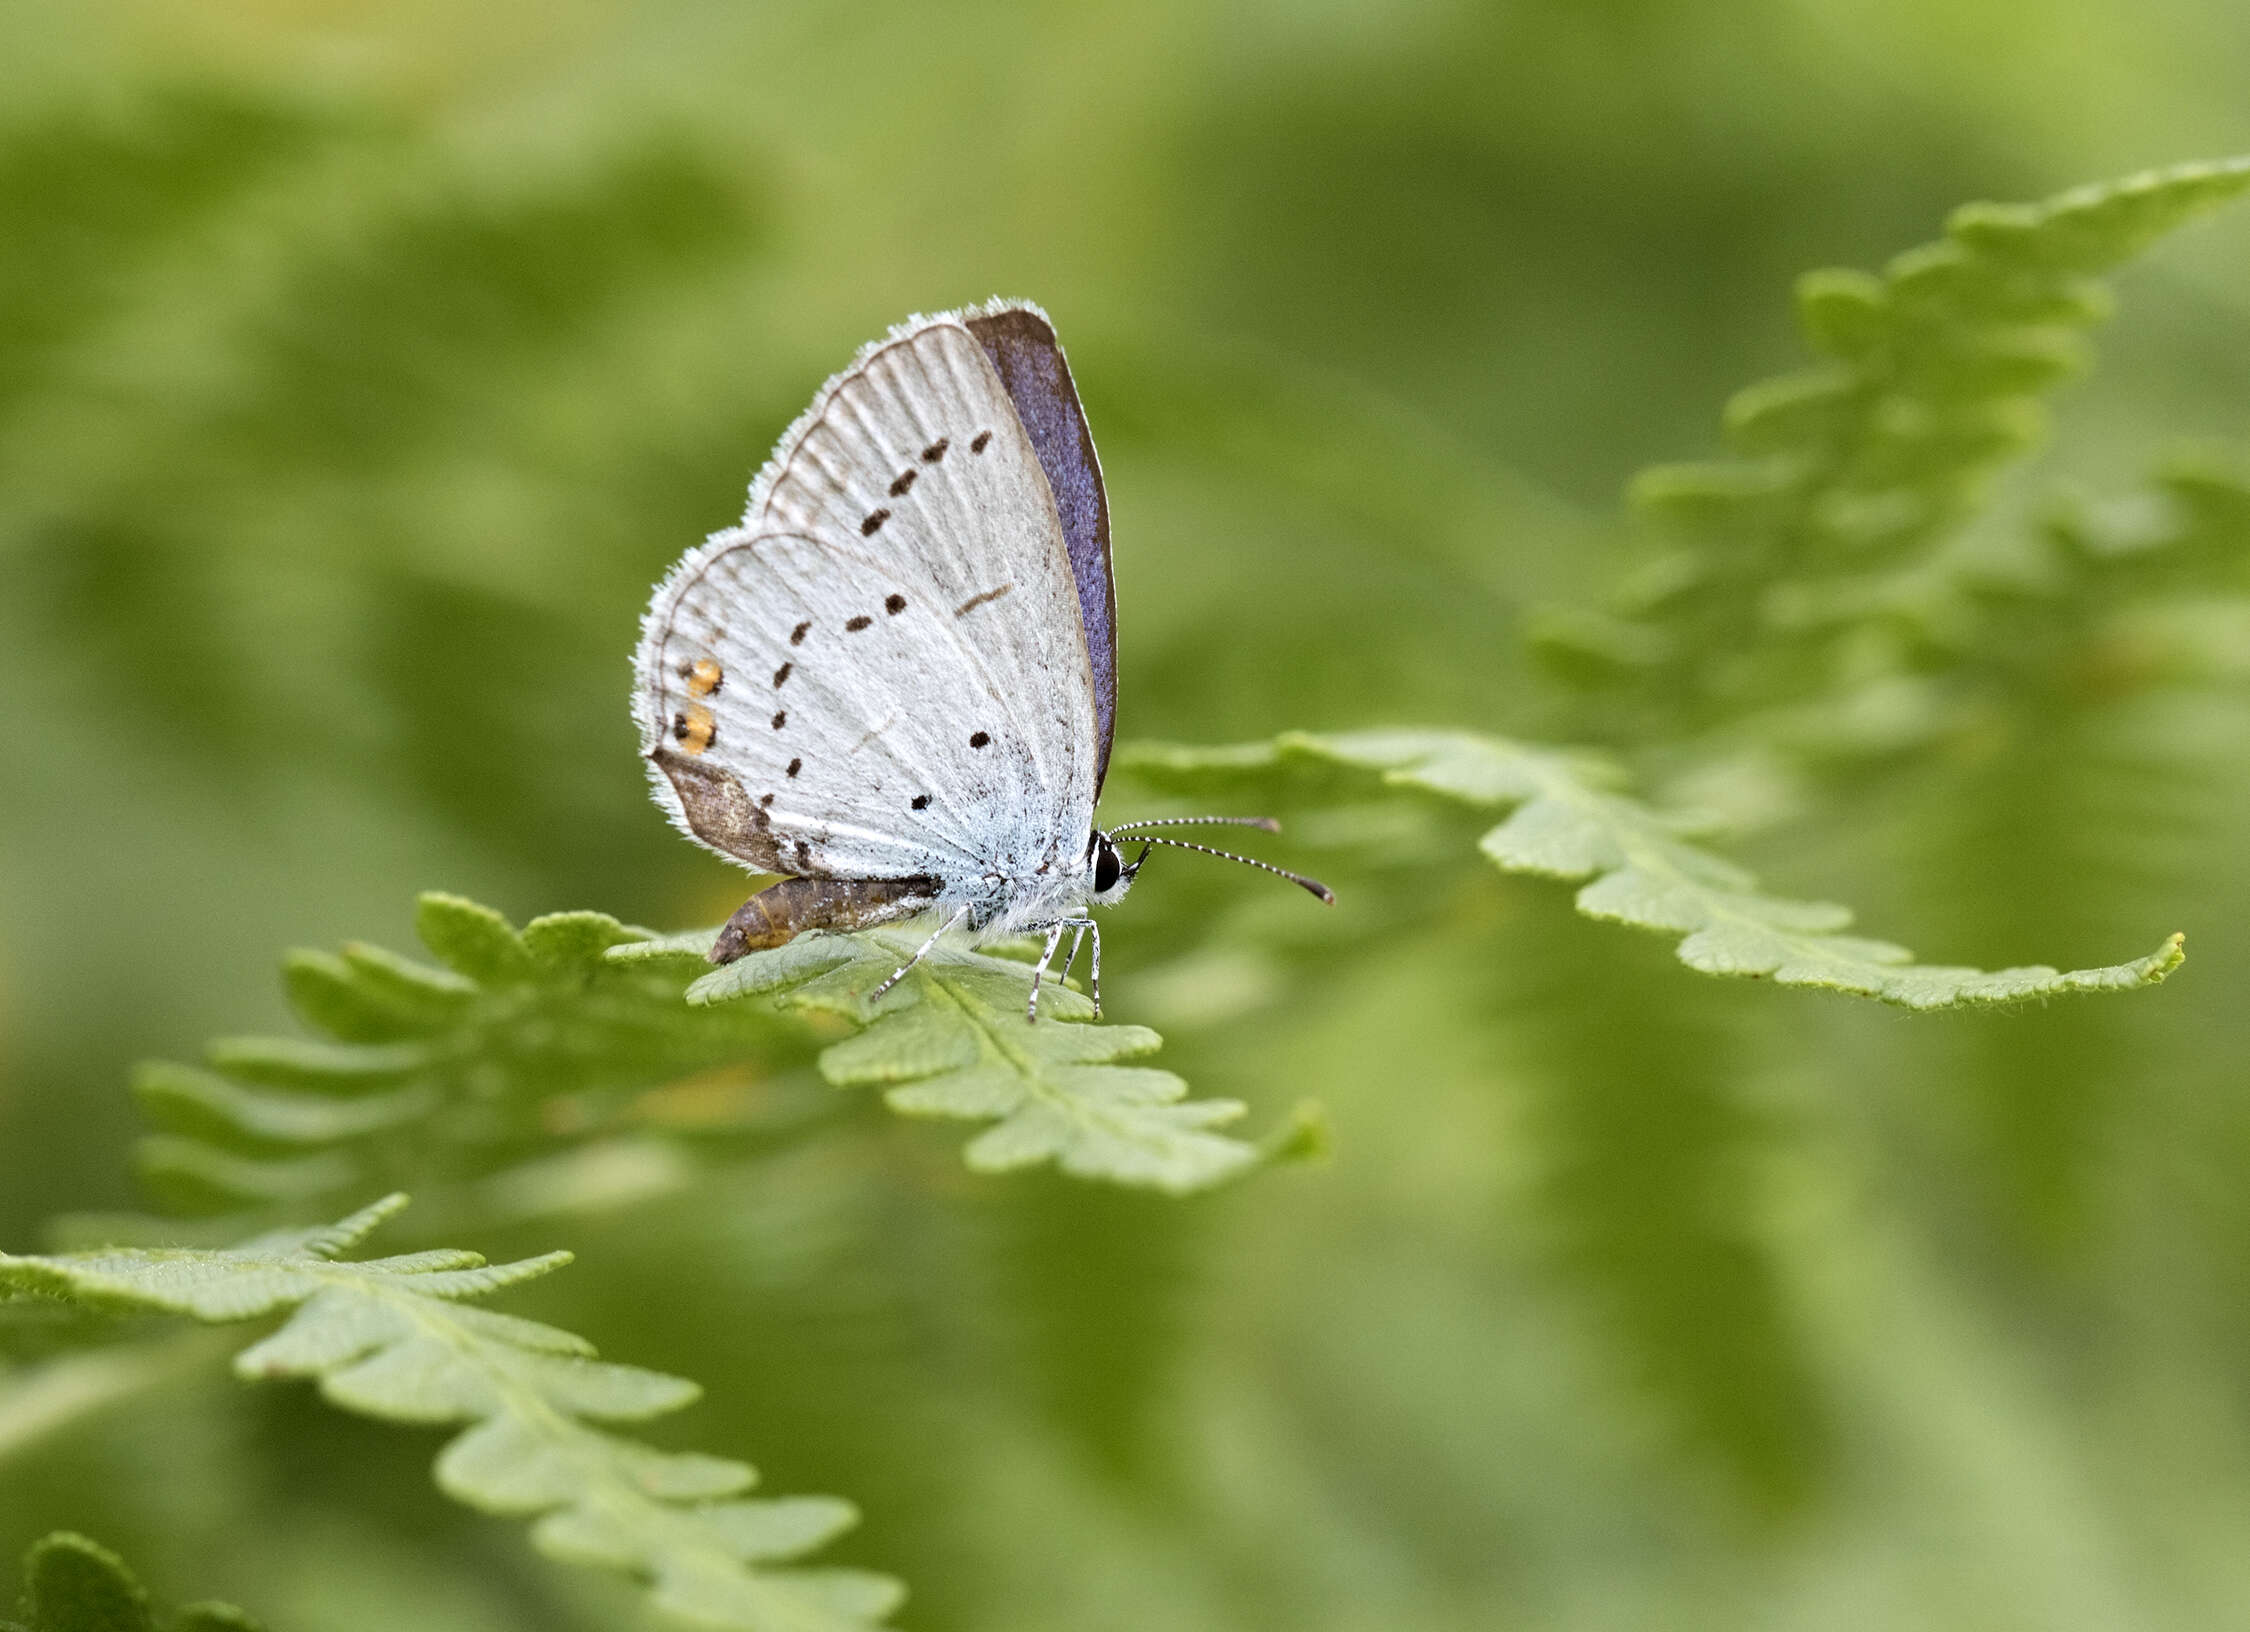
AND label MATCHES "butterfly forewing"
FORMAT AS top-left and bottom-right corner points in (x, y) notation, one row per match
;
(635, 316), (1099, 892)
